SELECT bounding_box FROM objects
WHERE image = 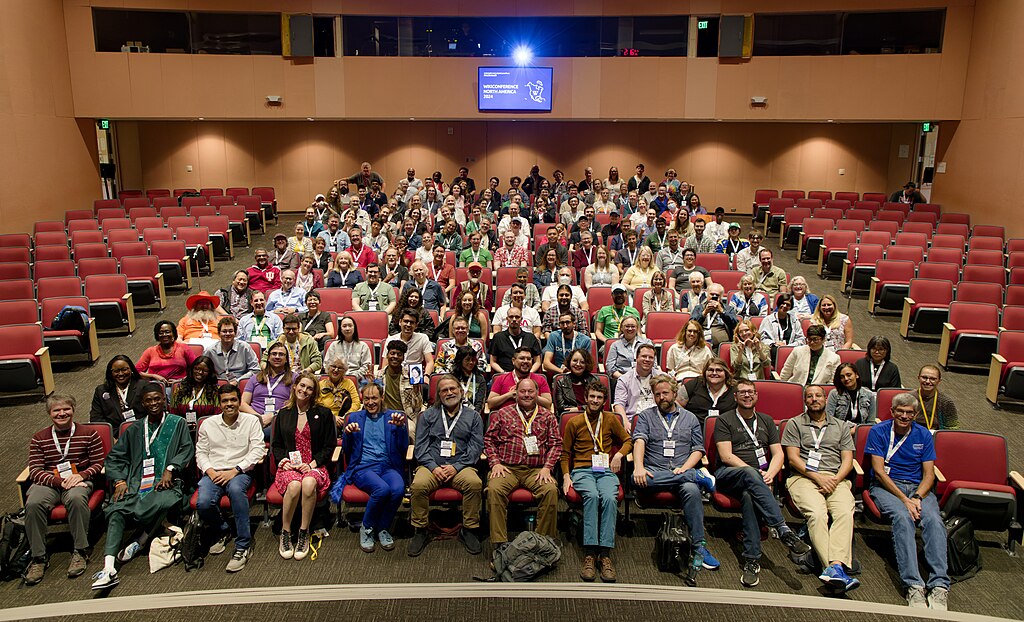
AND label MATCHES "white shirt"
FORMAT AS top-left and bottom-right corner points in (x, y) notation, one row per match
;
(541, 284), (586, 308)
(492, 305), (542, 332)
(195, 413), (267, 473)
